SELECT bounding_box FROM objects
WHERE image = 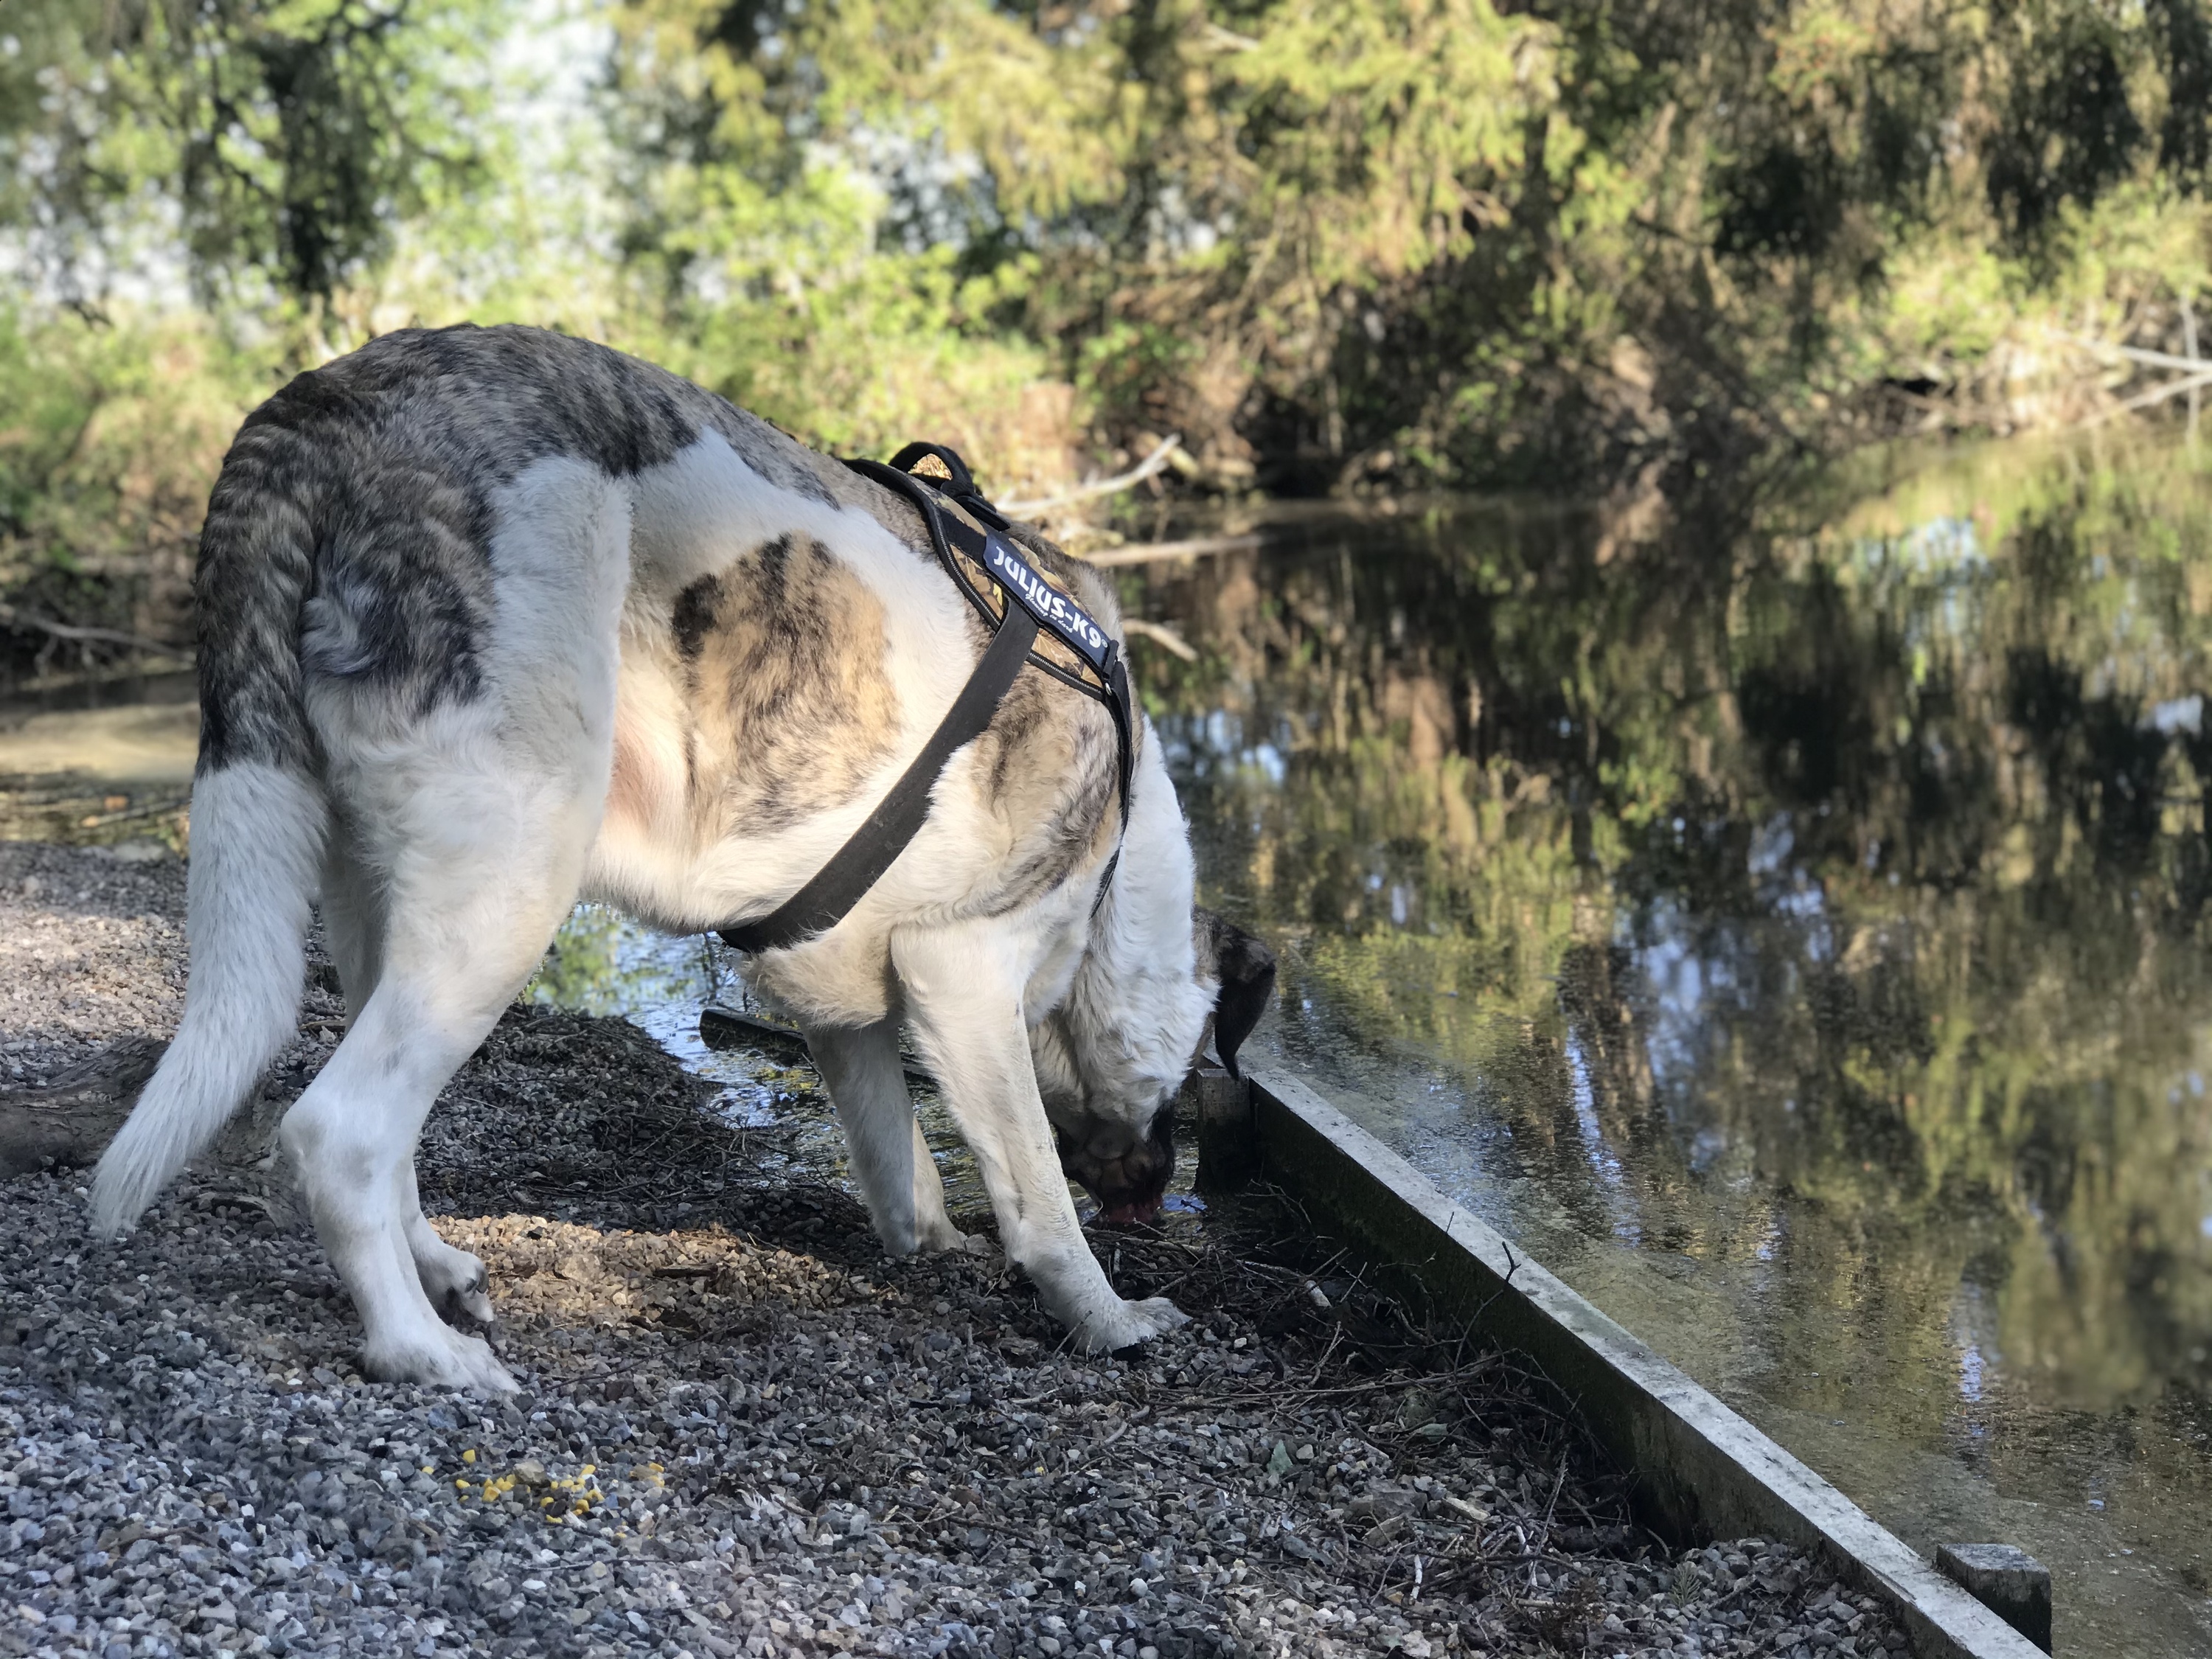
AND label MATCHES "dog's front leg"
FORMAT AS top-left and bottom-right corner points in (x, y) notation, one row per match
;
(892, 919), (1187, 1353)
(806, 1019), (970, 1256)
